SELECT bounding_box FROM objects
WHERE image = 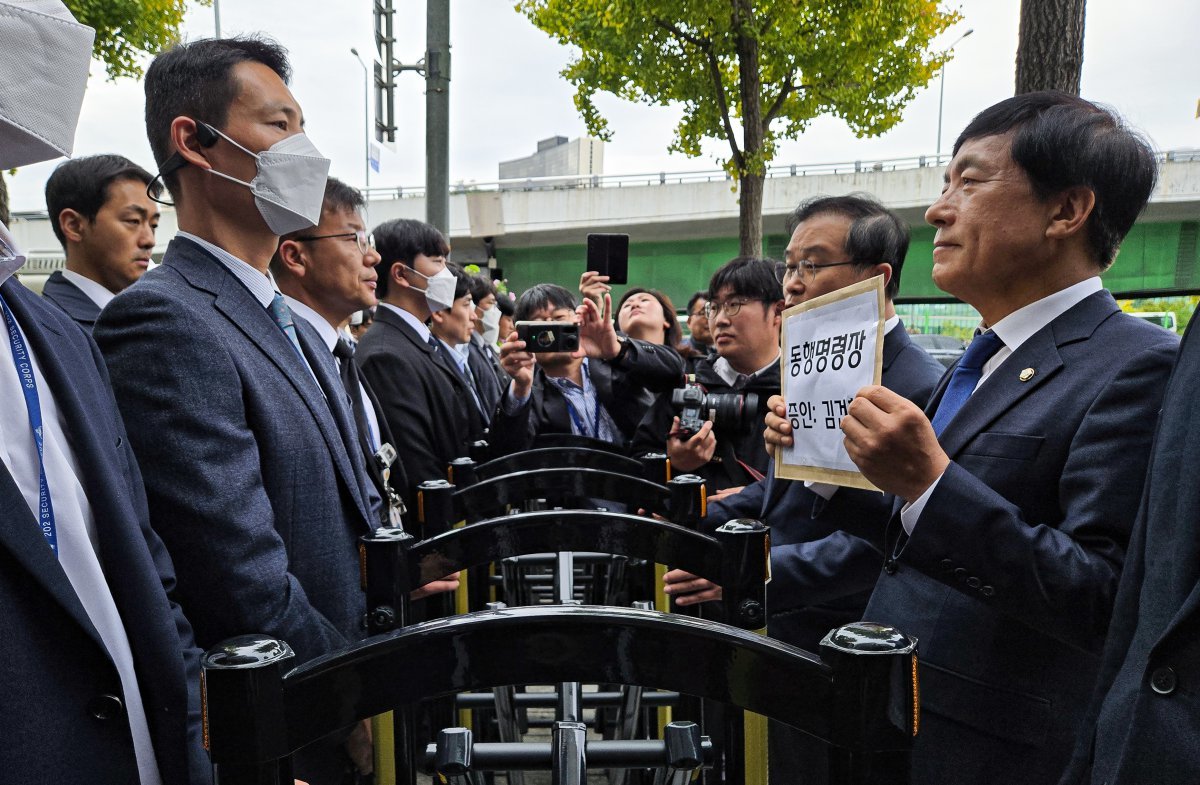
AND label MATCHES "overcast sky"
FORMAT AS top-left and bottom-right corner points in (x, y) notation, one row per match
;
(7, 0), (1198, 212)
